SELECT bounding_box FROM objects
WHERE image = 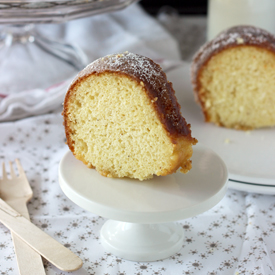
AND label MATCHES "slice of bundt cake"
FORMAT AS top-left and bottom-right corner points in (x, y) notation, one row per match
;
(63, 52), (197, 181)
(191, 25), (275, 130)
